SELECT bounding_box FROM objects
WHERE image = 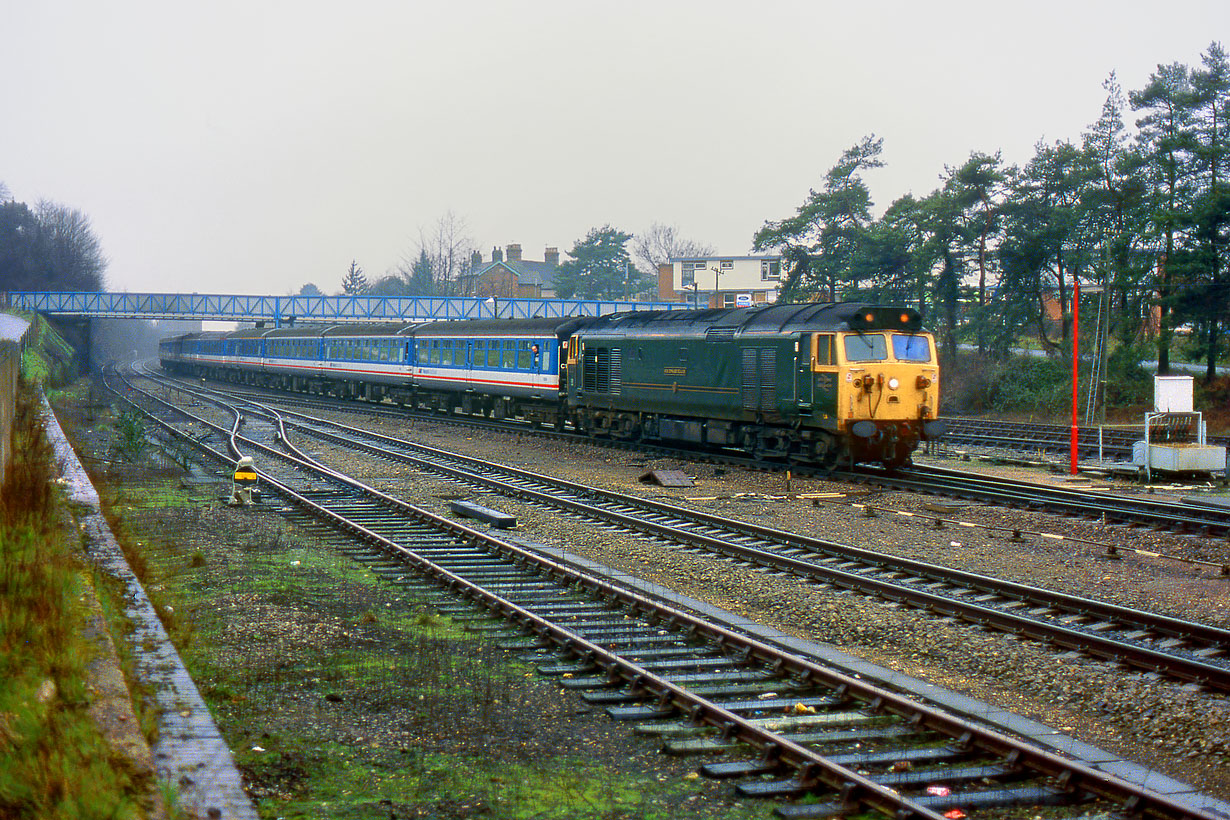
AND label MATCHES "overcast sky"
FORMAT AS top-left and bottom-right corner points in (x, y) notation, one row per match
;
(3, 1), (1227, 297)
